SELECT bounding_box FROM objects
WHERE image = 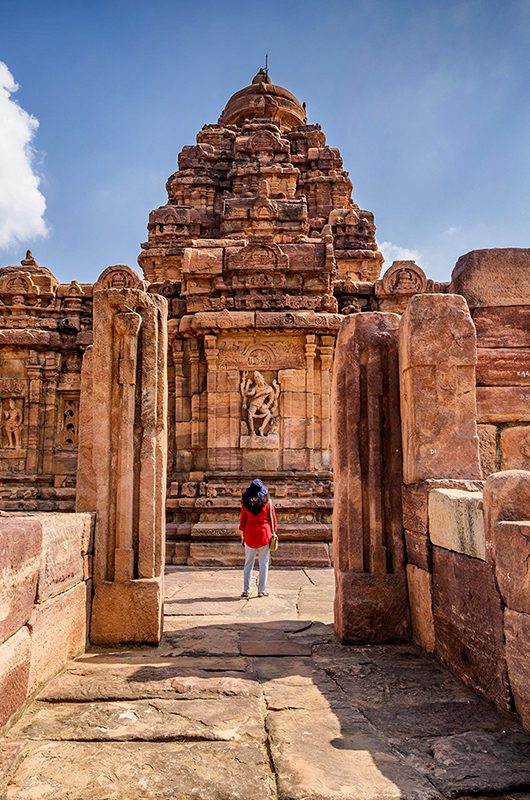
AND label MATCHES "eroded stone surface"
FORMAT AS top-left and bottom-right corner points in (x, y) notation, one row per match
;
(428, 488), (485, 560)
(450, 248), (530, 307)
(0, 628), (31, 729)
(397, 731), (530, 797)
(8, 696), (265, 742)
(505, 609), (530, 730)
(399, 294), (482, 484)
(28, 582), (87, 694)
(432, 547), (511, 711)
(0, 518), (40, 646)
(267, 706), (440, 800)
(4, 740), (275, 800)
